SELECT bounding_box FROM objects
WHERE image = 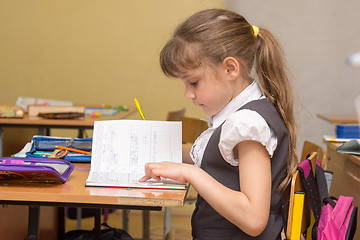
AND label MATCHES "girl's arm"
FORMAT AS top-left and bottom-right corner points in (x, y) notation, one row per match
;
(140, 140), (271, 236)
(192, 140), (272, 236)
